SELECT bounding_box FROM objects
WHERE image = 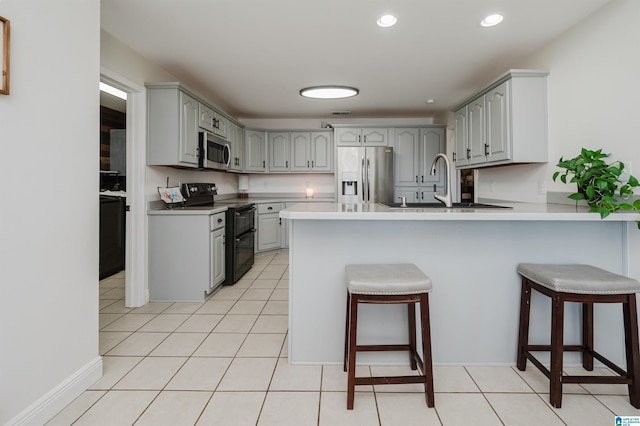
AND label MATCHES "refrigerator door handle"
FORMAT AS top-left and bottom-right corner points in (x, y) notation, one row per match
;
(366, 158), (371, 203)
(361, 157), (366, 203)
